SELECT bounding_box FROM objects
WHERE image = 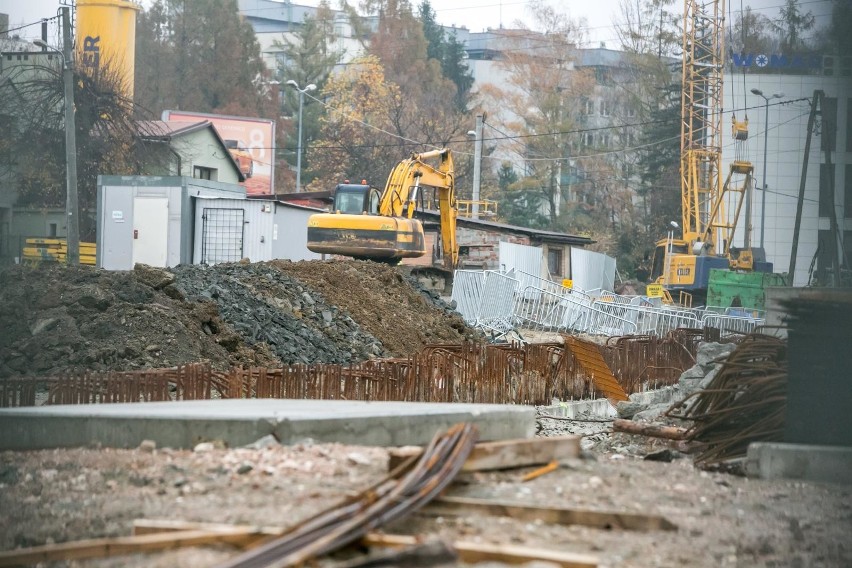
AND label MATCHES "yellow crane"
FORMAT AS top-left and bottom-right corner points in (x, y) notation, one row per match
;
(306, 148), (459, 269)
(649, 0), (763, 305)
